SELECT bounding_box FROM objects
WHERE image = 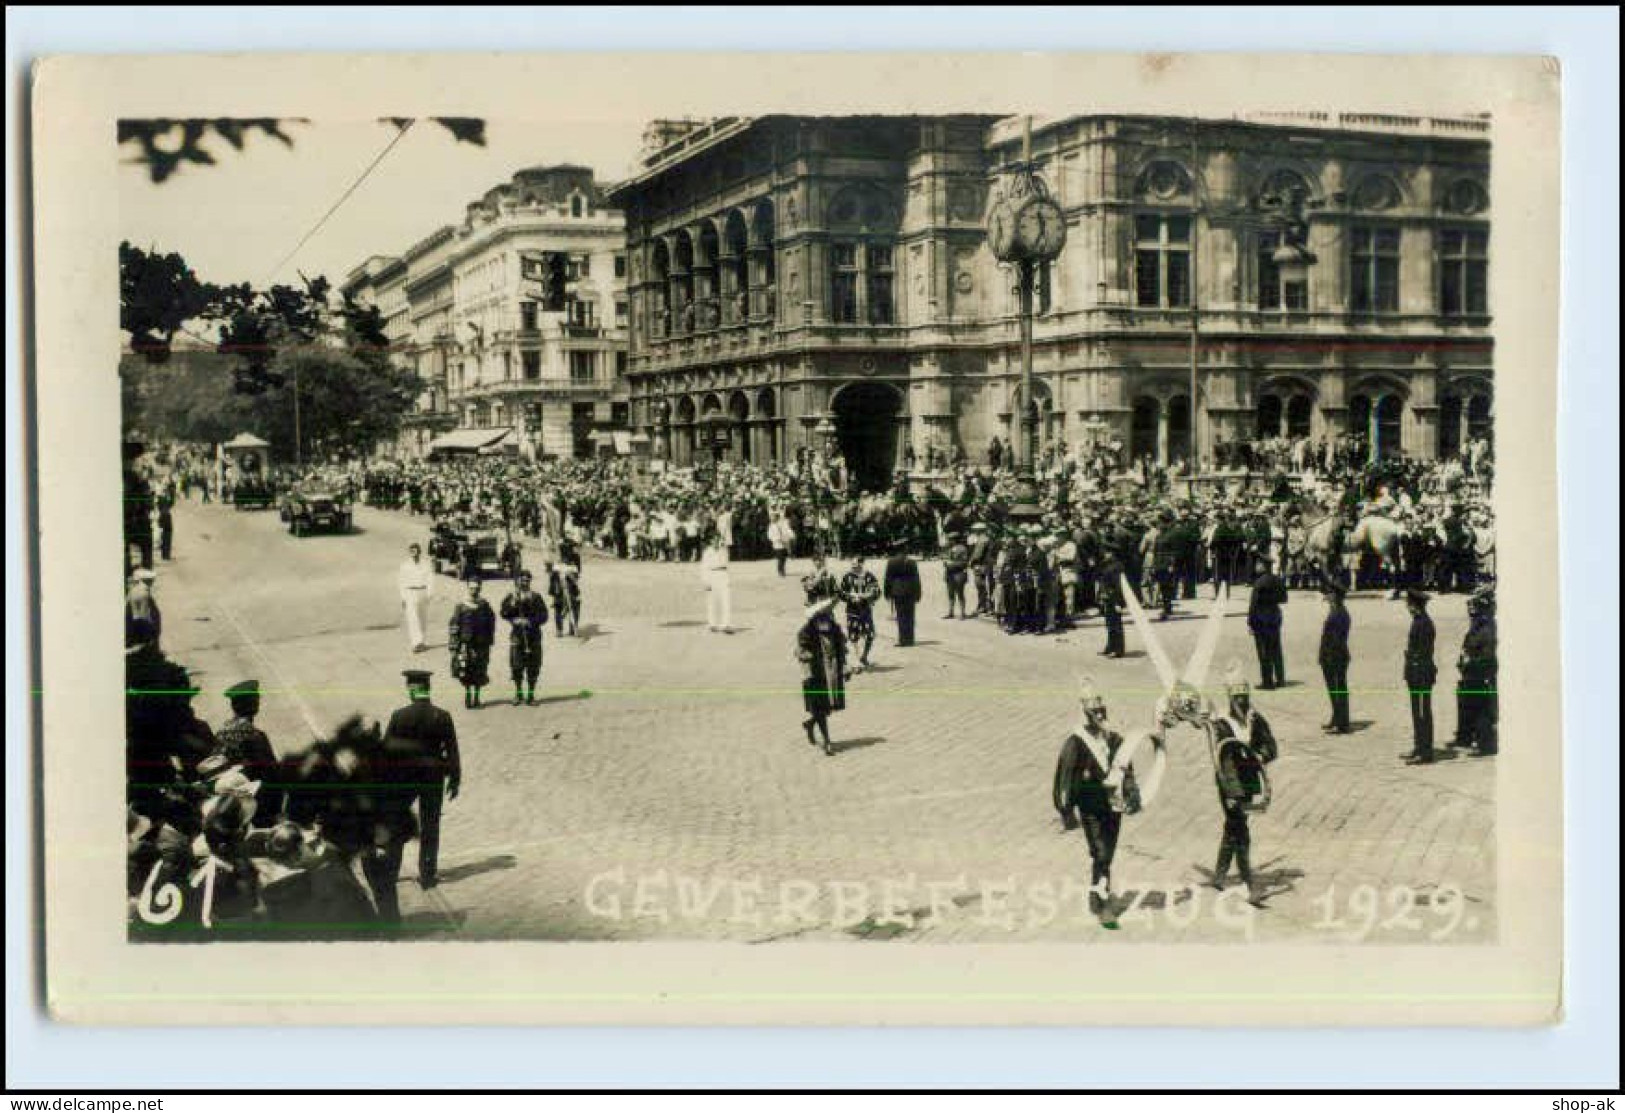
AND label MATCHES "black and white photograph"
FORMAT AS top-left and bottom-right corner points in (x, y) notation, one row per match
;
(115, 104), (1509, 942)
(27, 49), (1570, 1028)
